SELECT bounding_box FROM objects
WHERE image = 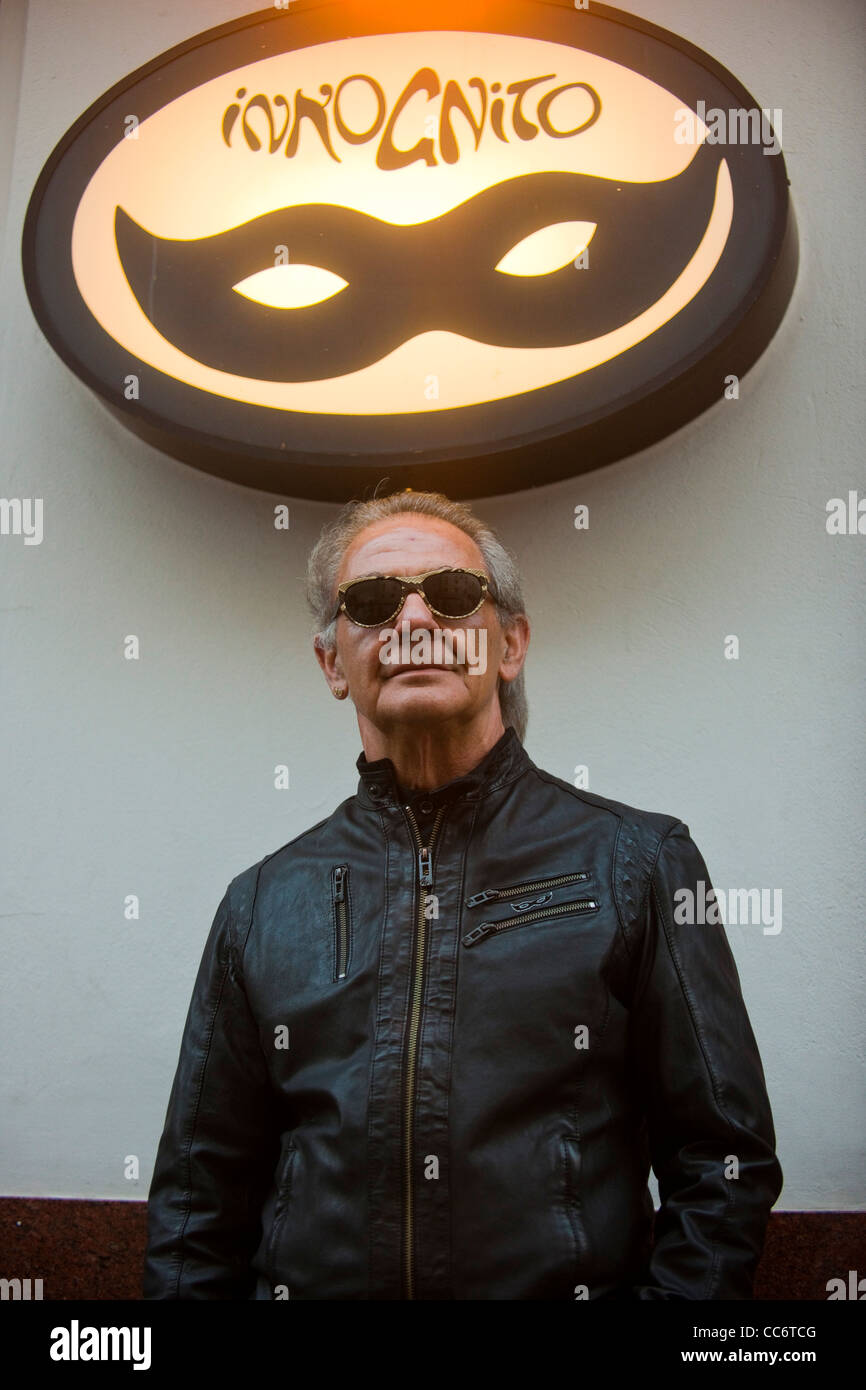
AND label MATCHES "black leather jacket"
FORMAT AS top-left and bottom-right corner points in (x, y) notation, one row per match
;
(143, 726), (782, 1300)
